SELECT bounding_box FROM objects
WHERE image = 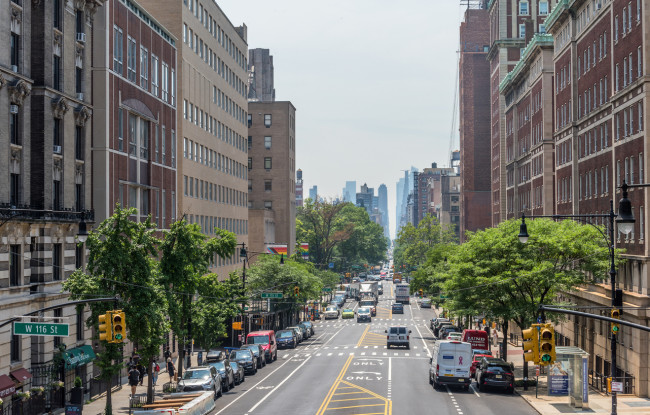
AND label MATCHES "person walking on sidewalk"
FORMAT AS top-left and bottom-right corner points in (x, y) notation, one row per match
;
(167, 357), (175, 382)
(152, 359), (160, 386)
(128, 365), (140, 397)
(164, 347), (171, 362)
